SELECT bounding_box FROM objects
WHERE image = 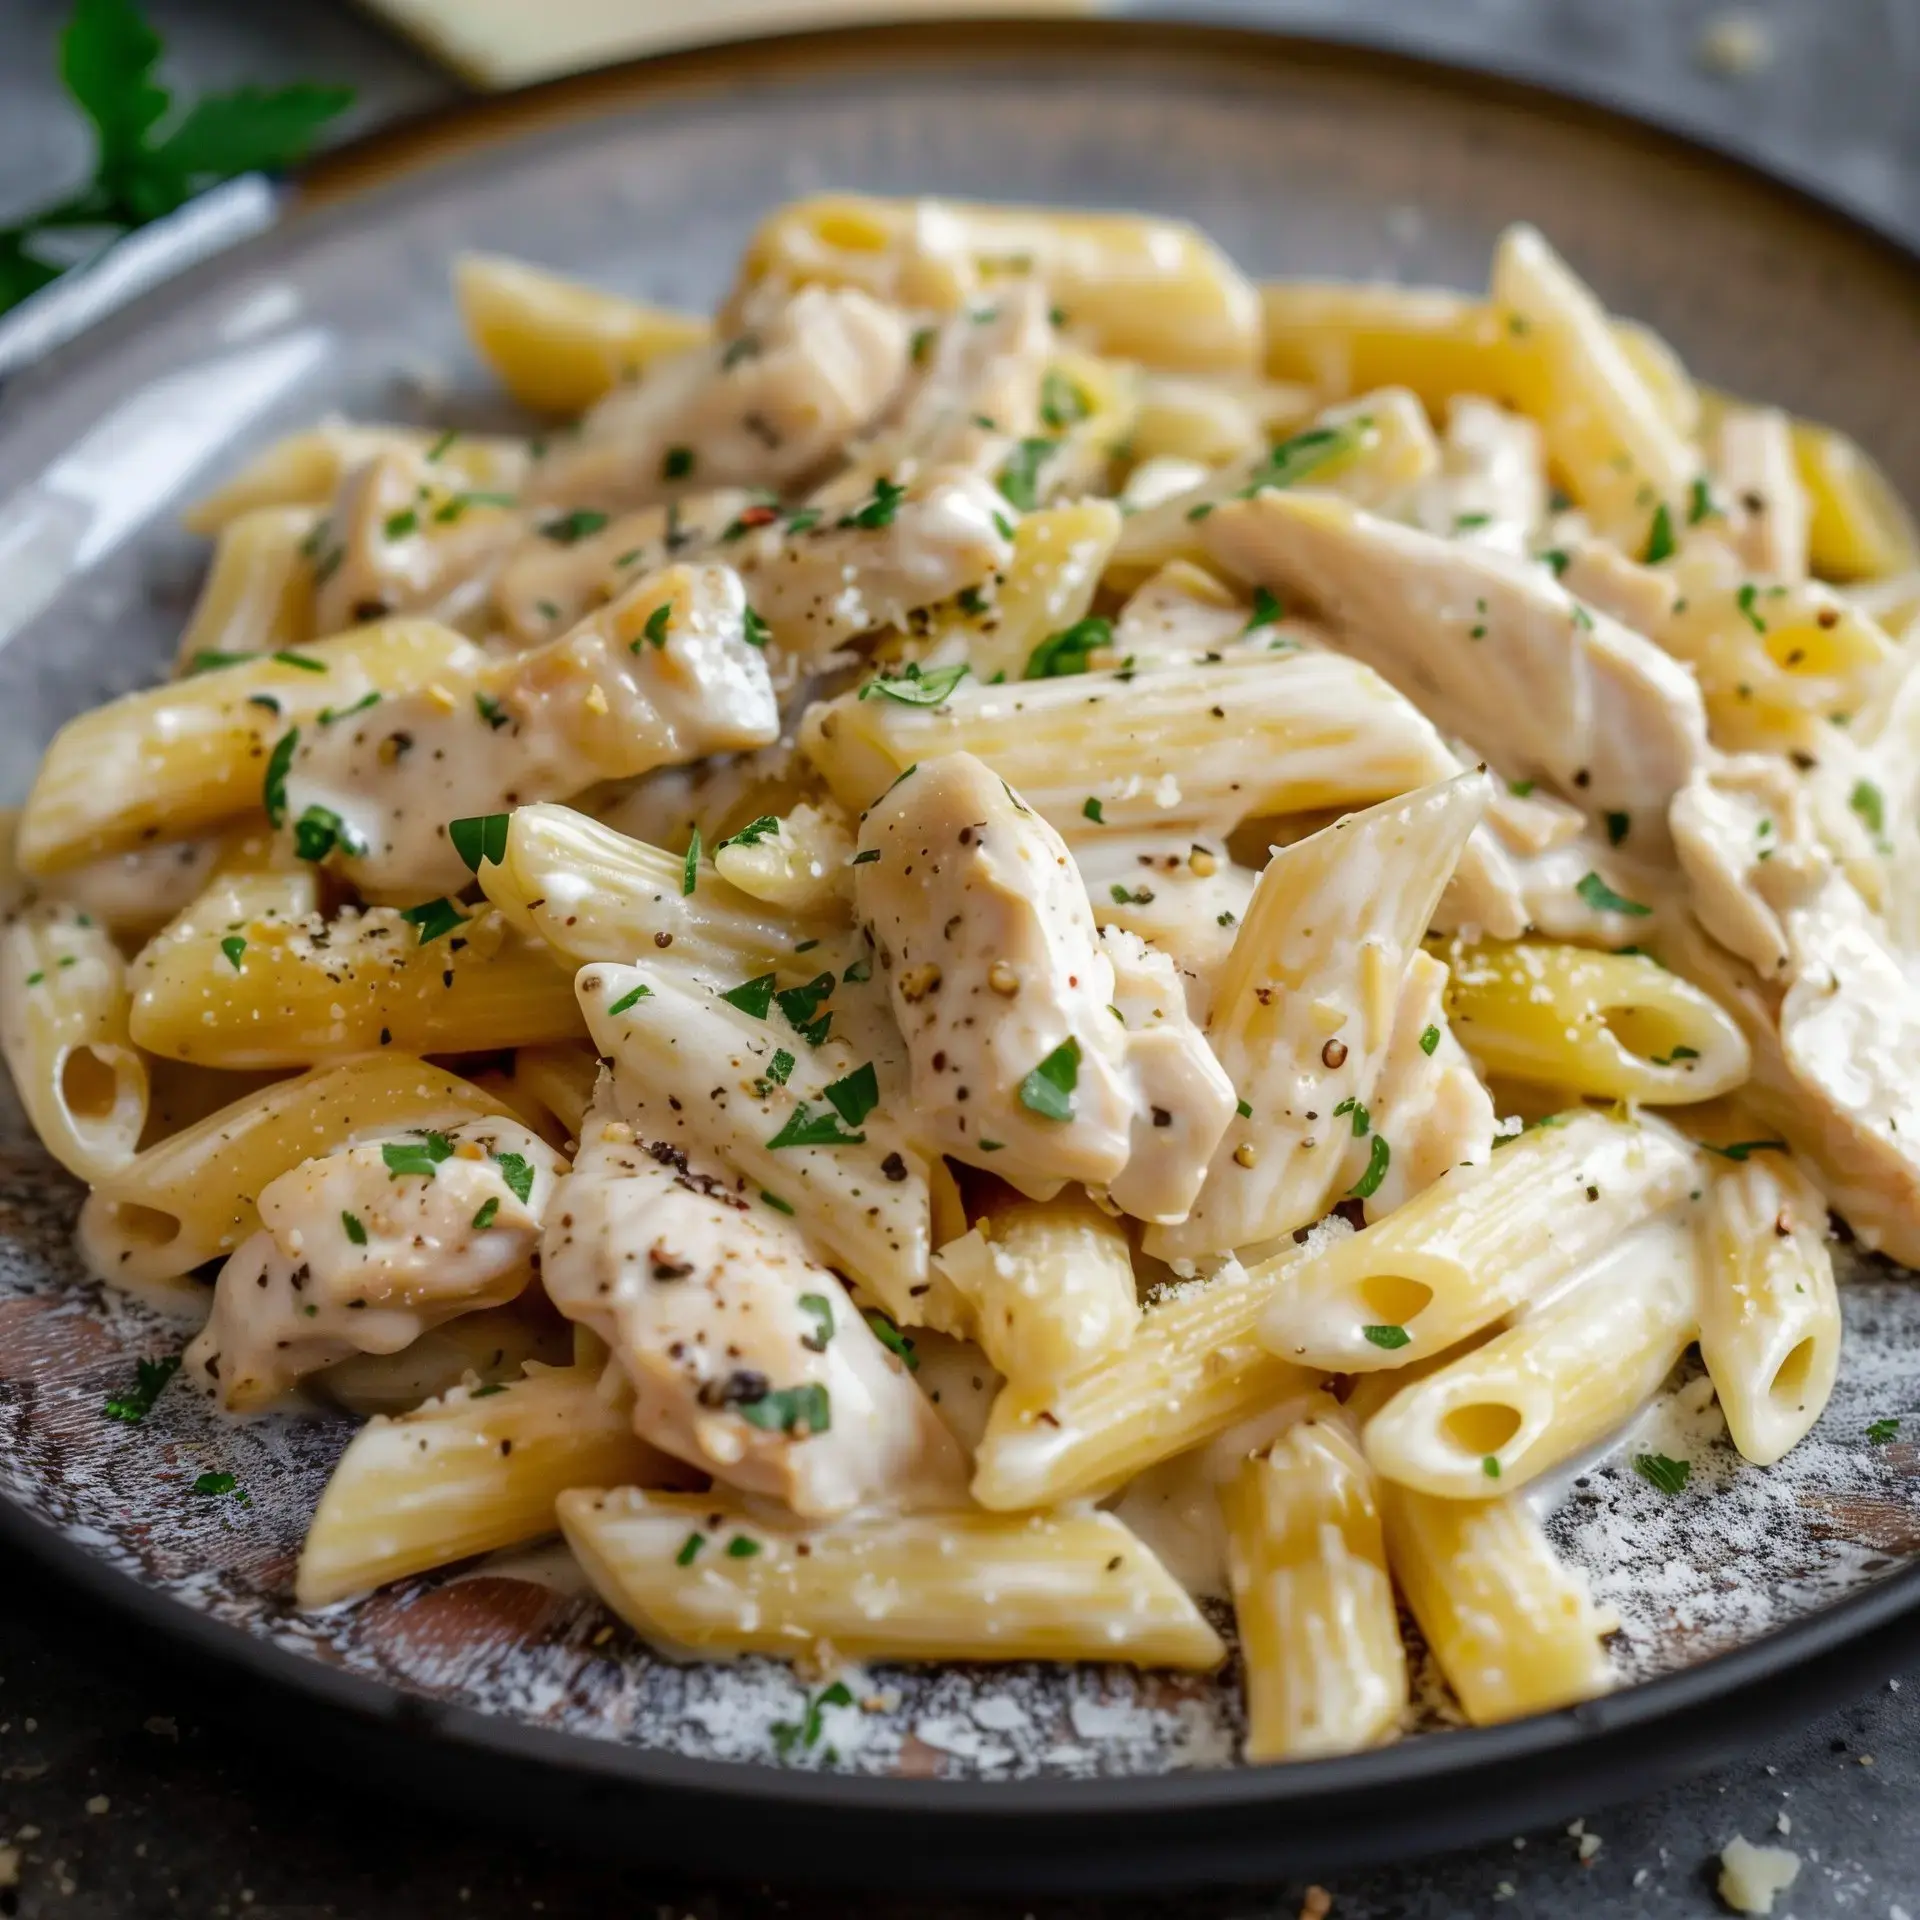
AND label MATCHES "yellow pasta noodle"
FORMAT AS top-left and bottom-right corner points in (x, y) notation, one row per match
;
(174, 505), (320, 670)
